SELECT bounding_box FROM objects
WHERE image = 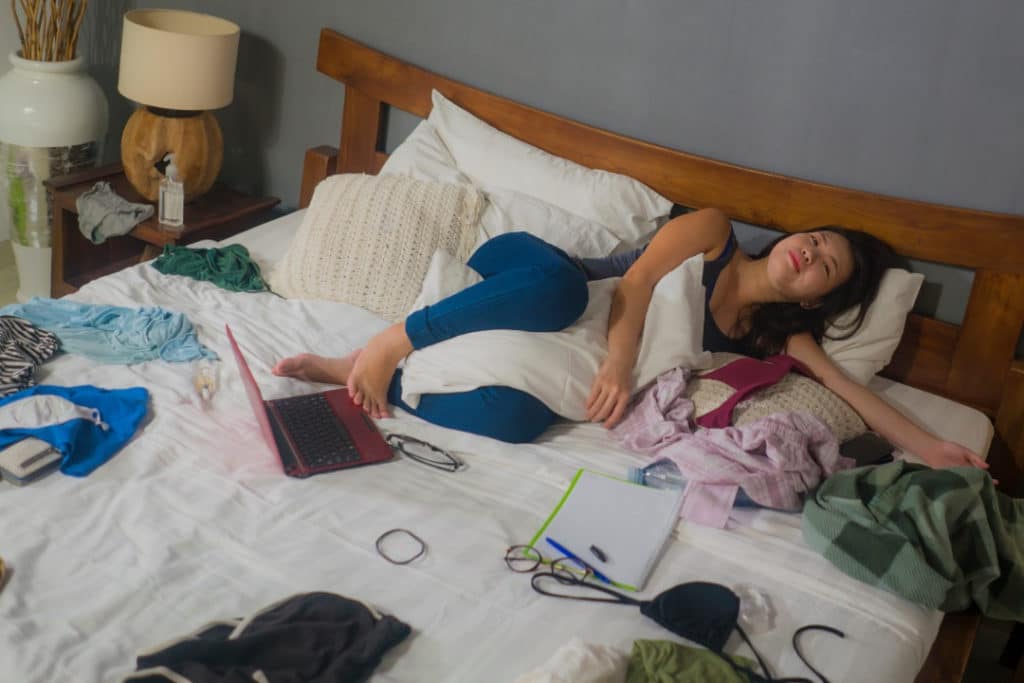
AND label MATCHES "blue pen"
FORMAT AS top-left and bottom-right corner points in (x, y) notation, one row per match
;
(545, 536), (612, 584)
